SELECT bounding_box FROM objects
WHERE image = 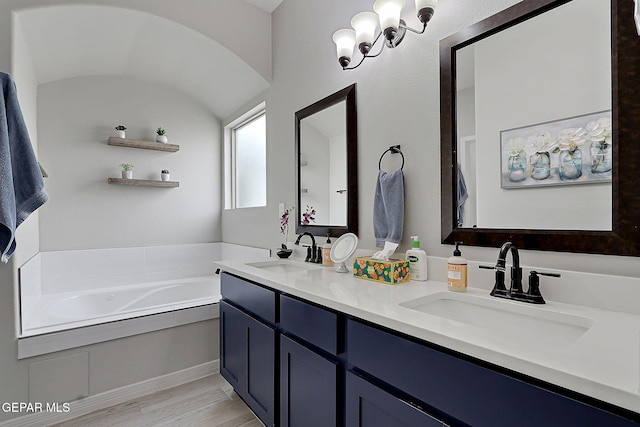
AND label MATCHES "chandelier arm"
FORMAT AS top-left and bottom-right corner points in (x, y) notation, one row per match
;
(342, 56), (366, 70)
(342, 32), (386, 70)
(364, 32), (386, 58)
(399, 21), (427, 35)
